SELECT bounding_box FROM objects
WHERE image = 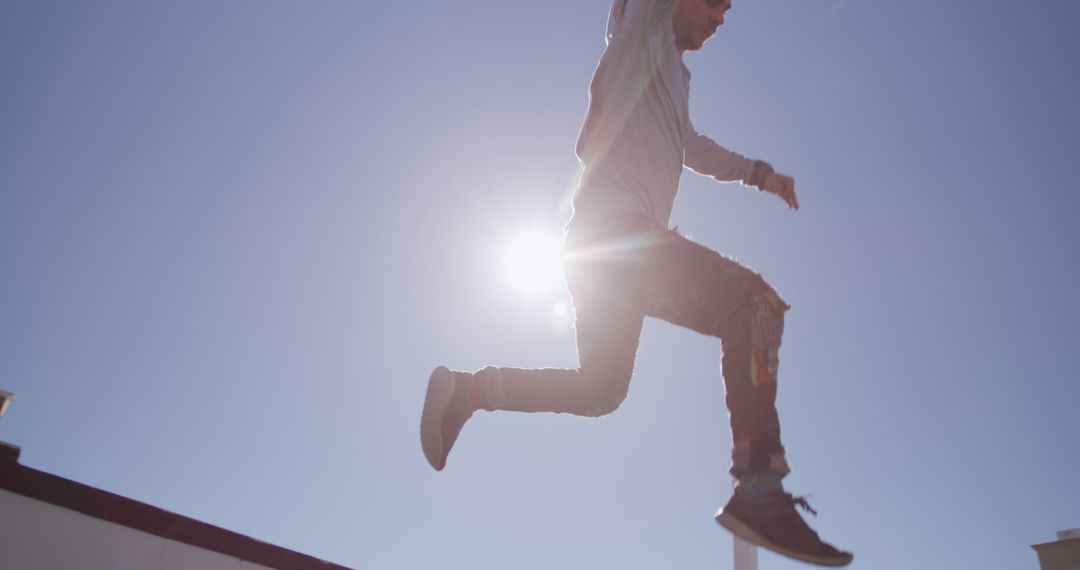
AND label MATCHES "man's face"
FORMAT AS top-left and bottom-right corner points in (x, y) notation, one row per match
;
(673, 0), (731, 51)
